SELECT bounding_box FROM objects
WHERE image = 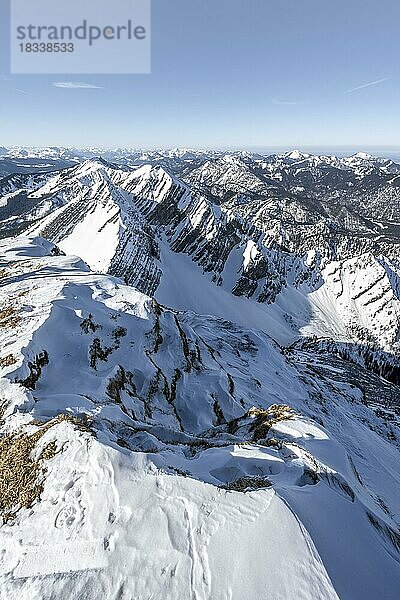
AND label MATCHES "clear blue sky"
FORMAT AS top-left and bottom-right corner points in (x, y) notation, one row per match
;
(1, 0), (399, 149)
